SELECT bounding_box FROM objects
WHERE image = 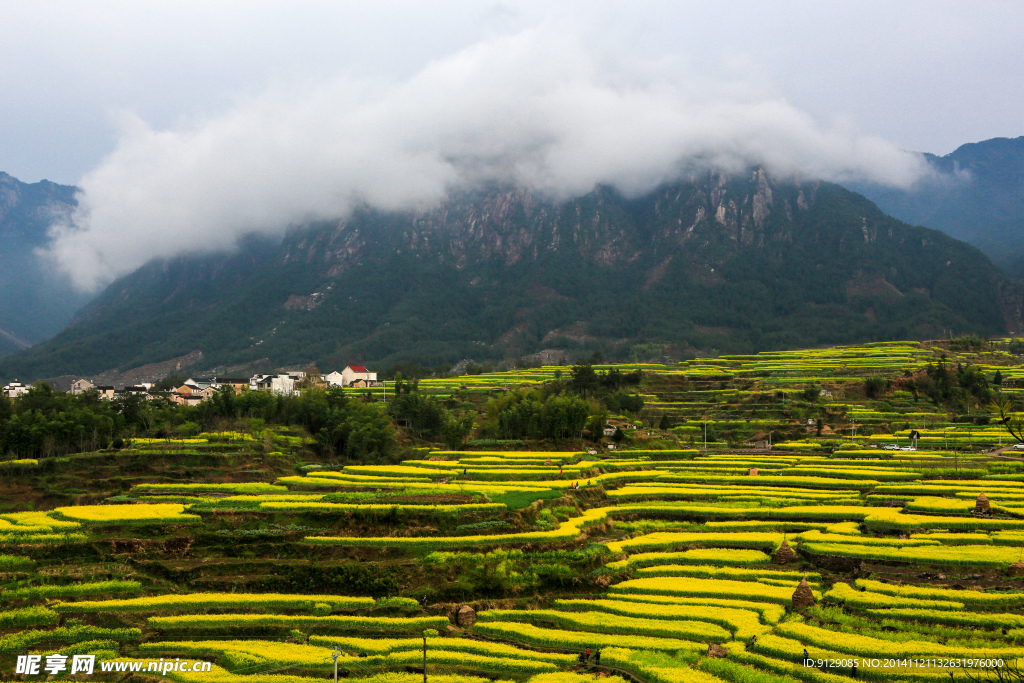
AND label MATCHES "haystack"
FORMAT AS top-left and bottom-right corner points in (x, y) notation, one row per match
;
(748, 468), (759, 476)
(792, 577), (816, 610)
(707, 643), (729, 658)
(455, 605), (477, 626)
(773, 539), (797, 564)
(976, 493), (991, 514)
(1008, 561), (1024, 577)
